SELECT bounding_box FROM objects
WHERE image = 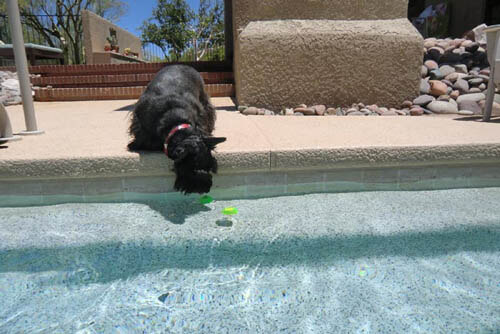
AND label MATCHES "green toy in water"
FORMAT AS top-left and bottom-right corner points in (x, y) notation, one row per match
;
(222, 207), (238, 215)
(199, 195), (213, 204)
